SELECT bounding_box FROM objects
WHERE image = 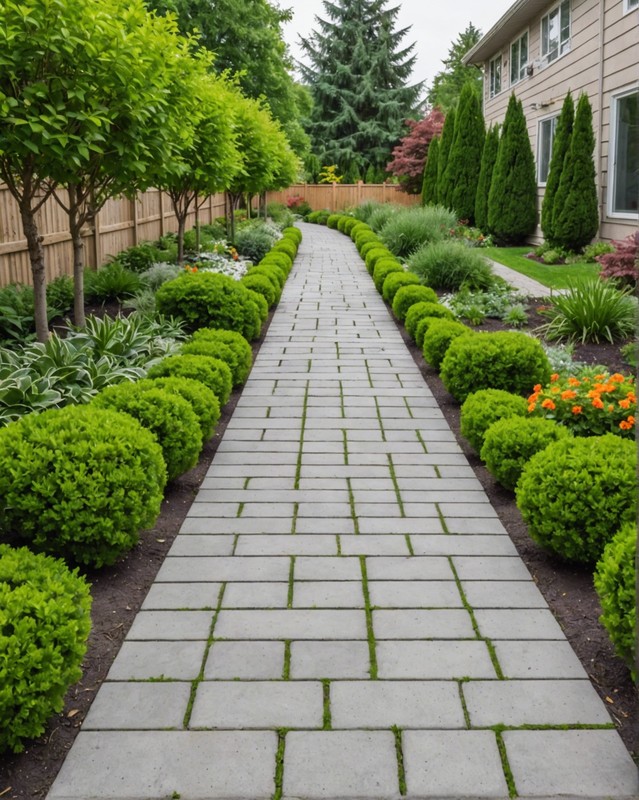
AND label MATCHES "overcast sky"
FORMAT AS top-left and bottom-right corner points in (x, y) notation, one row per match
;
(280, 0), (515, 95)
